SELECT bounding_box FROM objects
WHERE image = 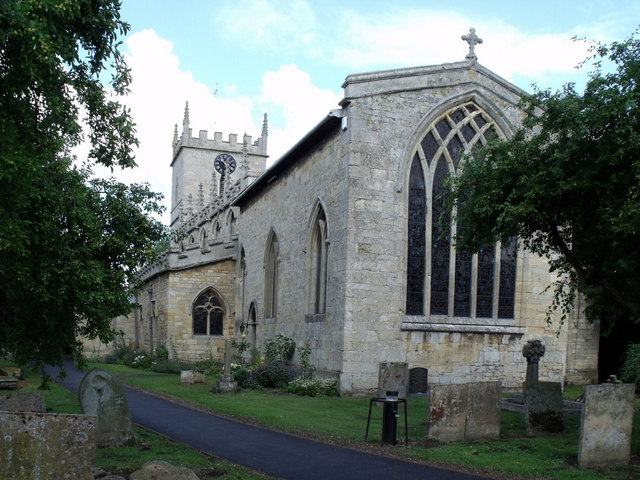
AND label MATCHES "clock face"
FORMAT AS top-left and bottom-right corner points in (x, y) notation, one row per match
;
(214, 153), (236, 174)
